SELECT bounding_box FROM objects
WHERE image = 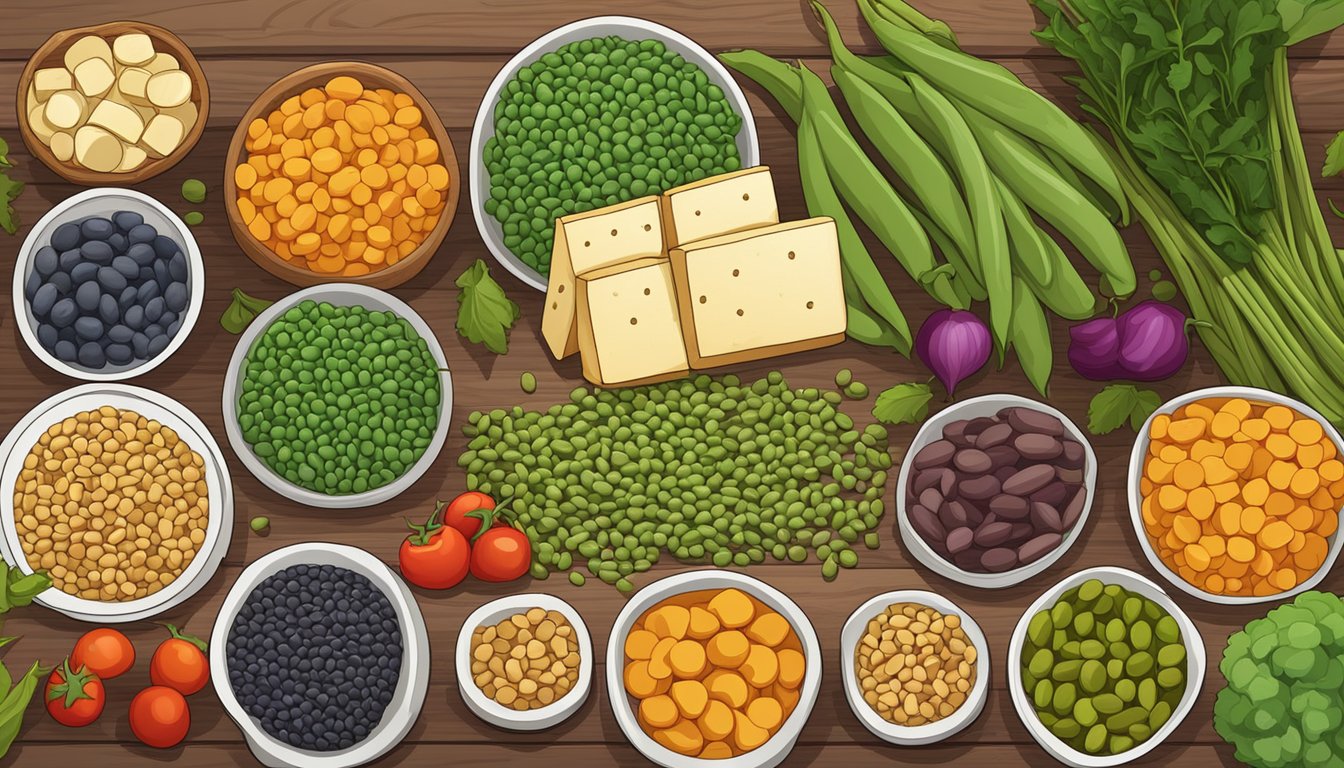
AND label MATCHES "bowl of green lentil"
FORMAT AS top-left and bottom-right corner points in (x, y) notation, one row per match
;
(222, 284), (451, 508)
(470, 16), (760, 290)
(1007, 566), (1205, 767)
